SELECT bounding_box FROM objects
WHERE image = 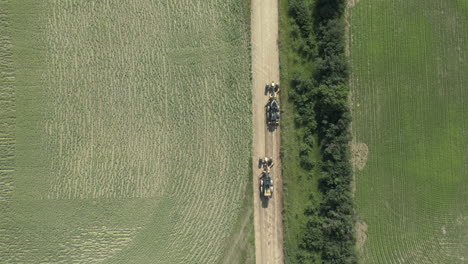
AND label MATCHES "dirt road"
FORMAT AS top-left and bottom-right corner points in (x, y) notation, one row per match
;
(251, 0), (284, 263)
